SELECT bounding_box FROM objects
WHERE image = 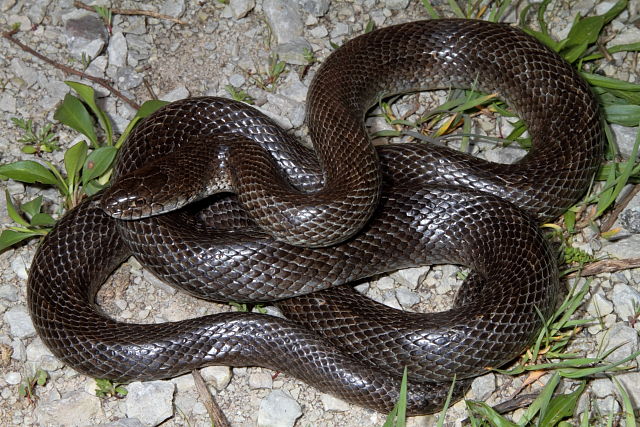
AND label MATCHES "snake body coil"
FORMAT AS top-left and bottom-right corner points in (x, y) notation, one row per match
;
(27, 20), (602, 414)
